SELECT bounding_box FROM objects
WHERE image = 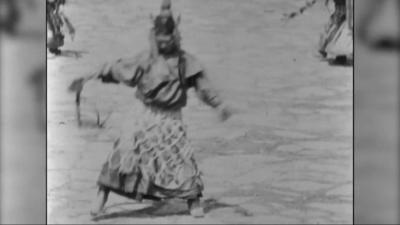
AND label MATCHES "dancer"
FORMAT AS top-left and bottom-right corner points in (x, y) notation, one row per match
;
(69, 0), (232, 219)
